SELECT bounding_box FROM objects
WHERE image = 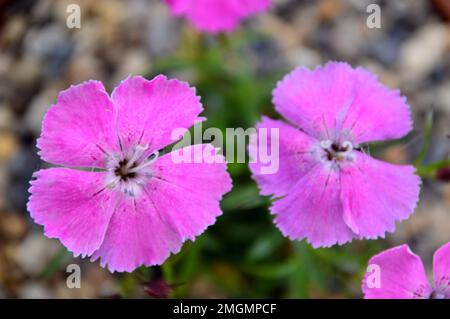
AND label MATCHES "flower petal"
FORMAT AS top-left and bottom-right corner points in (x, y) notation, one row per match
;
(362, 245), (432, 299)
(249, 116), (316, 198)
(151, 144), (232, 240)
(340, 152), (420, 239)
(112, 75), (203, 154)
(165, 0), (191, 15)
(27, 168), (116, 257)
(165, 0), (270, 33)
(238, 0), (271, 15)
(433, 242), (450, 297)
(271, 164), (355, 248)
(90, 194), (181, 272)
(91, 144), (231, 272)
(37, 80), (119, 168)
(273, 62), (412, 144)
